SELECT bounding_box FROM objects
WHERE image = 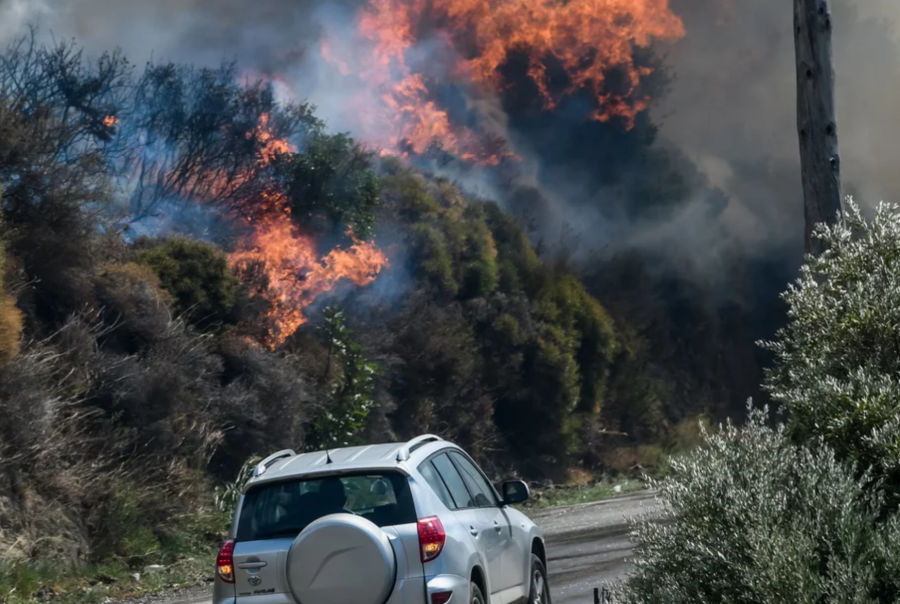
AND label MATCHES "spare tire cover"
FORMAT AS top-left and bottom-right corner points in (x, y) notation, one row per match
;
(286, 513), (396, 604)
